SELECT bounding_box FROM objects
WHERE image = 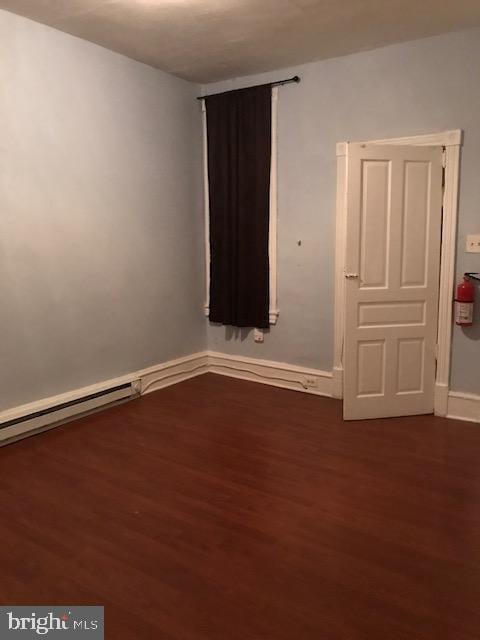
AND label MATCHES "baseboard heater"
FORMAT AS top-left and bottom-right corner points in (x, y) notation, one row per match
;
(0, 383), (137, 446)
